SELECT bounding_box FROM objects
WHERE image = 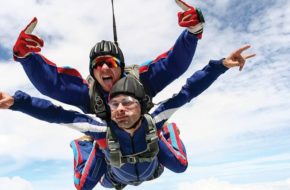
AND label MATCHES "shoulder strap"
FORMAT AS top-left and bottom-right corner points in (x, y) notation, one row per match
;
(87, 75), (109, 120)
(143, 114), (159, 157)
(124, 64), (140, 80)
(143, 114), (155, 132)
(106, 126), (123, 168)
